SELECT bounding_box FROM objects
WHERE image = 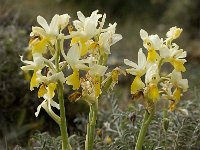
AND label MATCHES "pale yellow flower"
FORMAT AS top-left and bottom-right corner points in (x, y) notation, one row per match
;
(140, 29), (162, 62)
(33, 14), (70, 37)
(20, 53), (46, 90)
(145, 64), (160, 101)
(166, 26), (182, 40)
(124, 48), (146, 77)
(169, 70), (188, 92)
(160, 44), (187, 72)
(71, 10), (102, 40)
(124, 49), (147, 94)
(98, 28), (122, 54)
(65, 44), (93, 90)
(35, 83), (60, 117)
